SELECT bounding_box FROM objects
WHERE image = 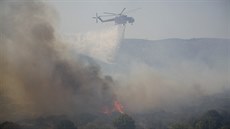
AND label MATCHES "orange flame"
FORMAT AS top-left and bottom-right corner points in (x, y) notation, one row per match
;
(113, 100), (124, 114)
(101, 100), (124, 115)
